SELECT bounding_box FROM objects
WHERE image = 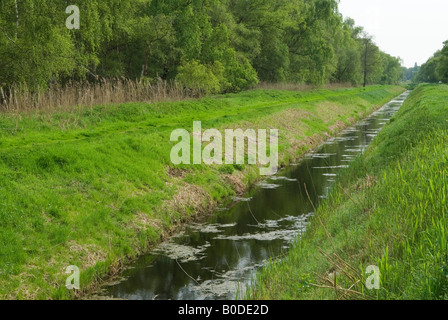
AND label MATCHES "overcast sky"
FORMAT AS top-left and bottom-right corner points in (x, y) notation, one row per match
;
(338, 0), (448, 68)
